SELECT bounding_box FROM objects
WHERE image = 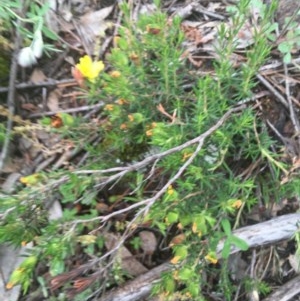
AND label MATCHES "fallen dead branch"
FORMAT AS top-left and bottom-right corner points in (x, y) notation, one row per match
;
(97, 263), (170, 301)
(0, 78), (76, 93)
(217, 213), (300, 255)
(262, 275), (300, 301)
(97, 213), (300, 301)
